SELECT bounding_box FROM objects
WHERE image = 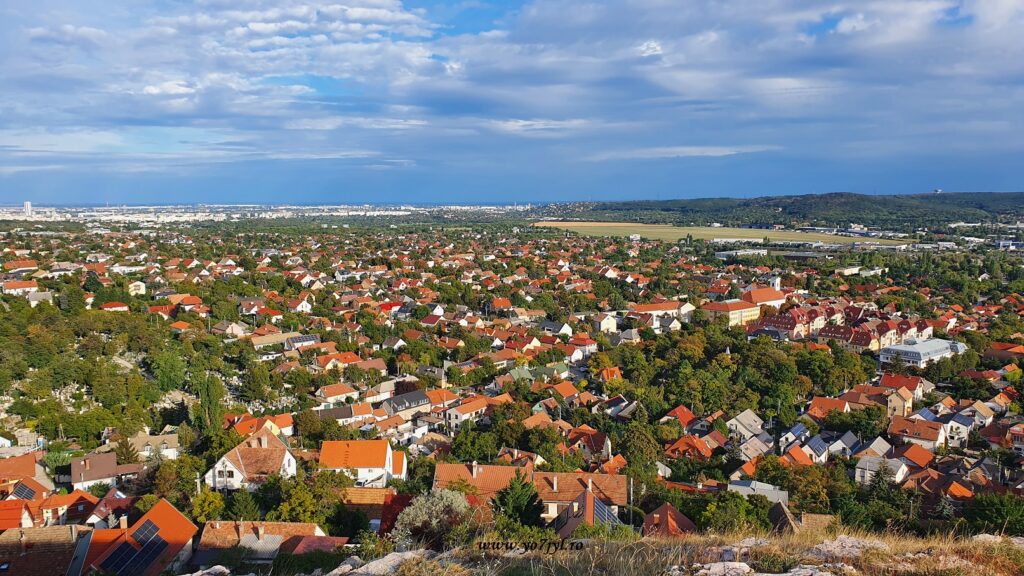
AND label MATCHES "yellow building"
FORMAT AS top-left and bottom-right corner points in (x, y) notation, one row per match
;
(701, 299), (761, 327)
